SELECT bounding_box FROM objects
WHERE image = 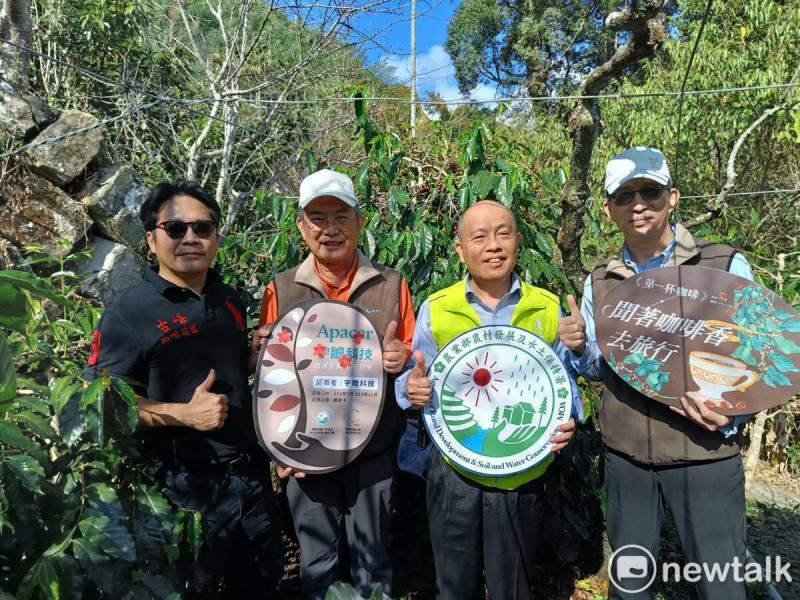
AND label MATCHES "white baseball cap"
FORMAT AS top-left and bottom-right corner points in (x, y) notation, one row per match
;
(298, 169), (358, 210)
(605, 146), (672, 195)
